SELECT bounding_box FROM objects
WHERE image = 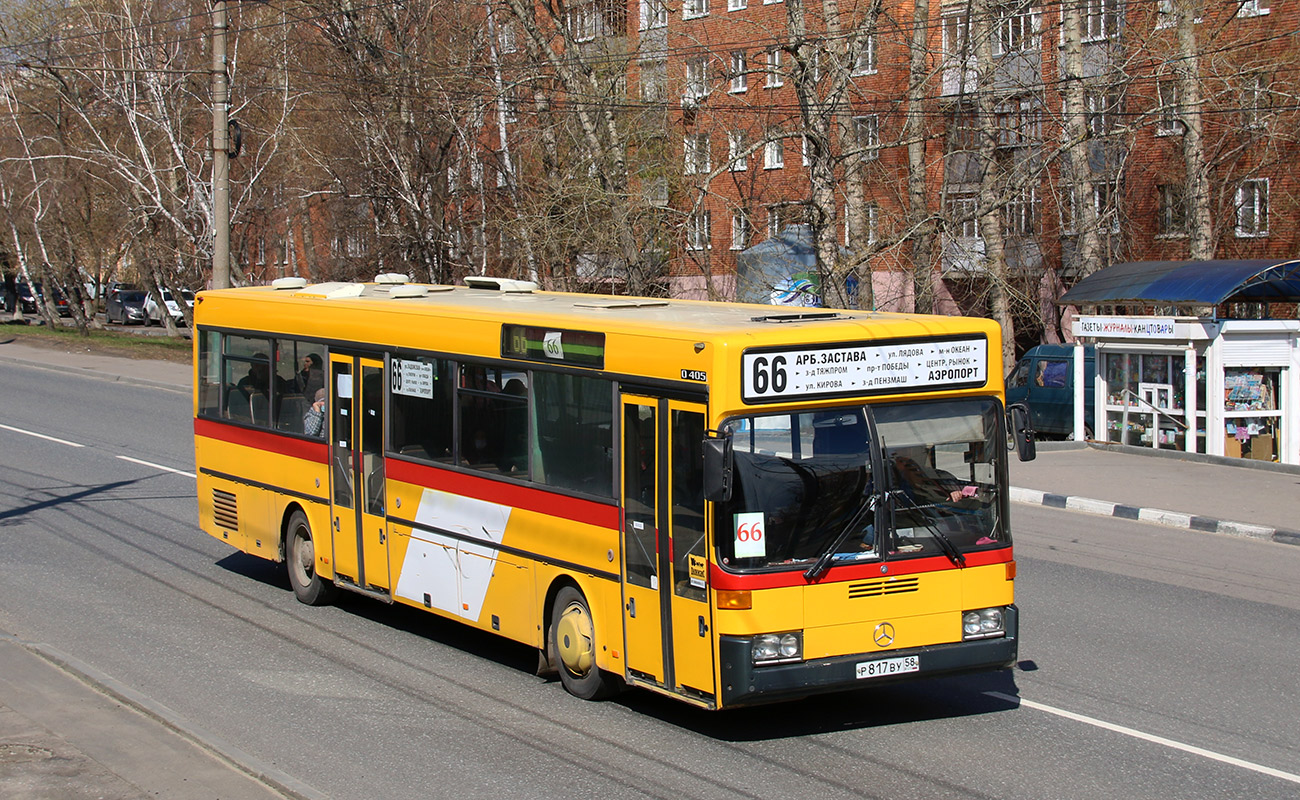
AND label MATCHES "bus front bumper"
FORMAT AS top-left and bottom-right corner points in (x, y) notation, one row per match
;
(718, 605), (1018, 708)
